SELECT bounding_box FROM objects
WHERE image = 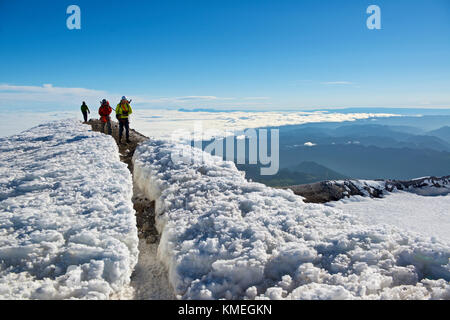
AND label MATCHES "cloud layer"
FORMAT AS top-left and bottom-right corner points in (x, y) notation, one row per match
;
(0, 84), (107, 104)
(0, 84), (271, 109)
